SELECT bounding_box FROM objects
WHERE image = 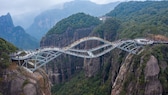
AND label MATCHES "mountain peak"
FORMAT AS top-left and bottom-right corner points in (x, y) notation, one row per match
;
(0, 13), (14, 28)
(0, 13), (39, 49)
(6, 12), (11, 17)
